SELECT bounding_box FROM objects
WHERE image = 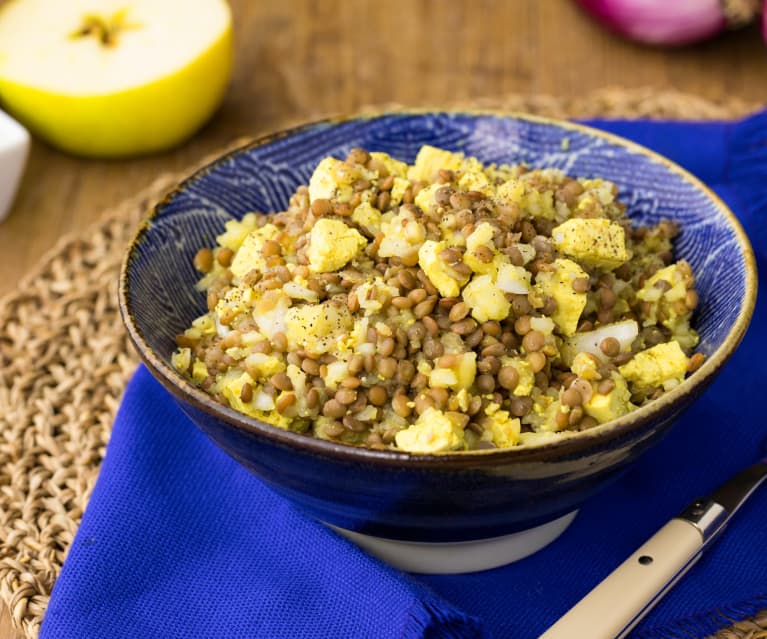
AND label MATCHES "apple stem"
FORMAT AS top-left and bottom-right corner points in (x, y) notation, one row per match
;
(70, 9), (139, 48)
